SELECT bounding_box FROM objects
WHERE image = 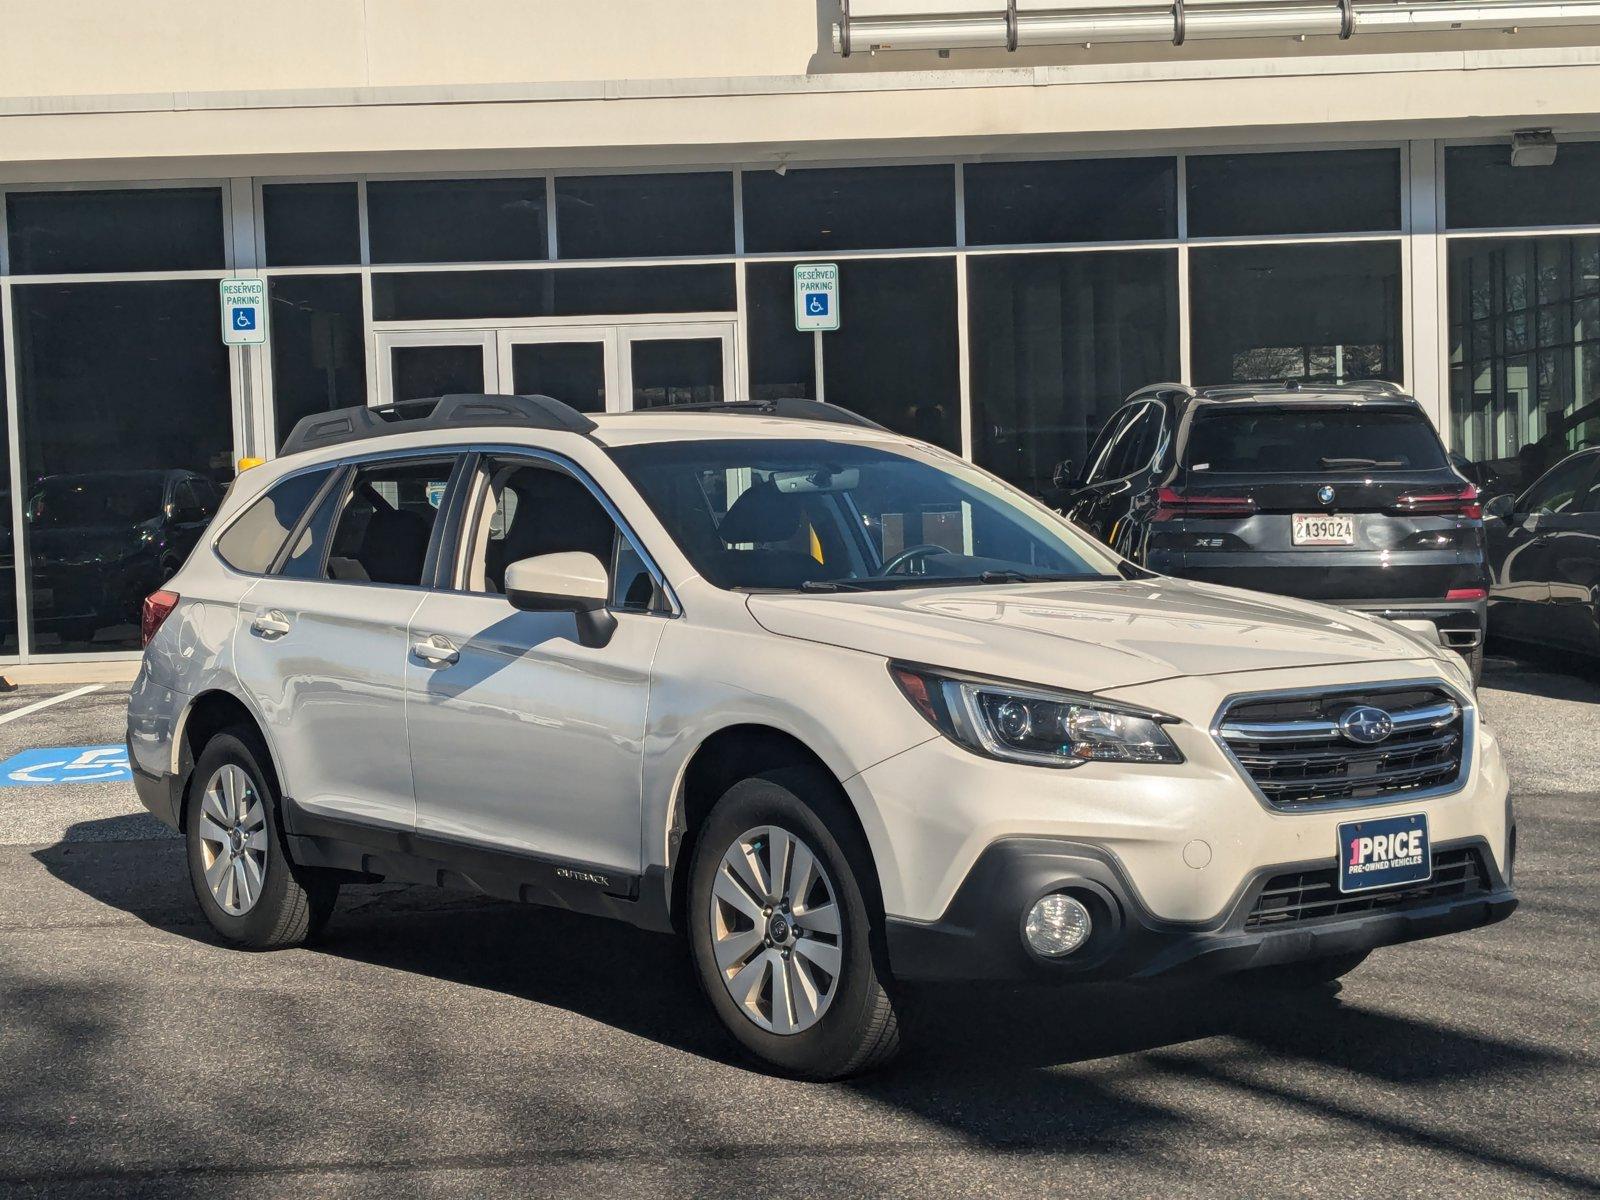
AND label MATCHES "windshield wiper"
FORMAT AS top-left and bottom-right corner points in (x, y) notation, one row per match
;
(1319, 456), (1404, 470)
